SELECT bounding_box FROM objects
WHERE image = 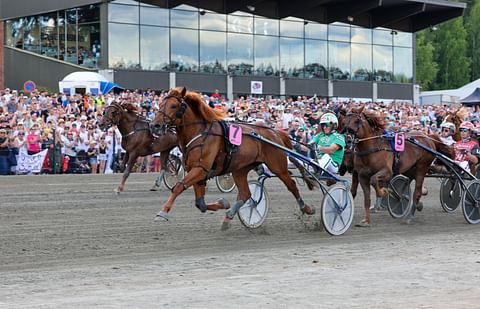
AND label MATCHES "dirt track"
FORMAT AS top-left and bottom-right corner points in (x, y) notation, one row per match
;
(1, 173), (480, 308)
